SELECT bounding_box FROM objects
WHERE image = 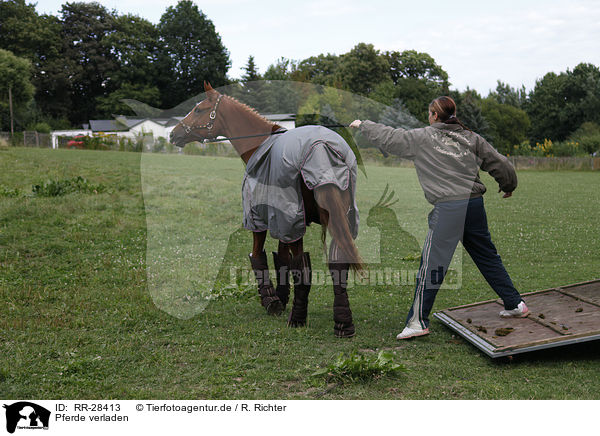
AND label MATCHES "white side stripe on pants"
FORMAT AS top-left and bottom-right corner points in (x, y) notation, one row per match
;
(408, 228), (433, 329)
